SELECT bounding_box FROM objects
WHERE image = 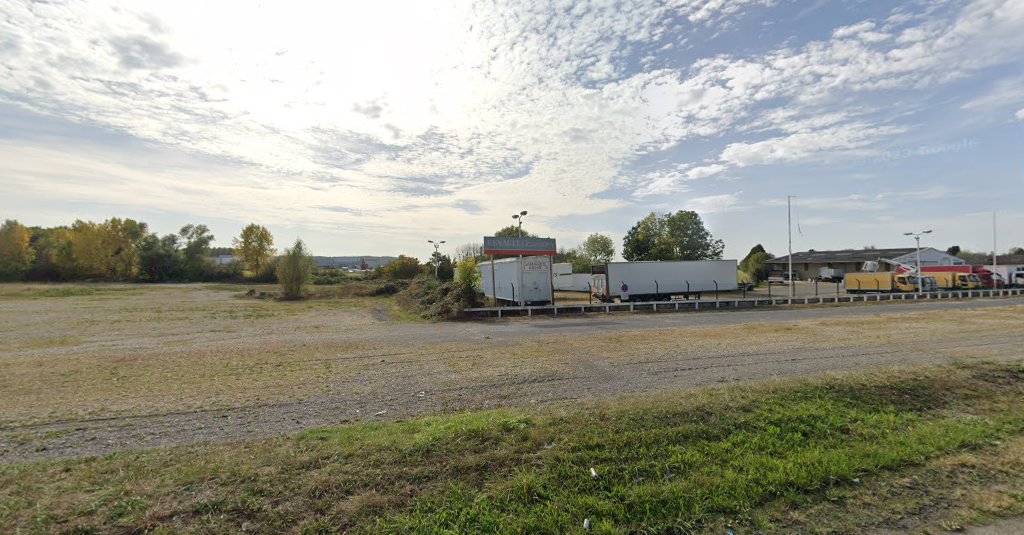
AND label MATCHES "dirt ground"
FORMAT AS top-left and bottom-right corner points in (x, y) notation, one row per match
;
(2, 283), (1023, 463)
